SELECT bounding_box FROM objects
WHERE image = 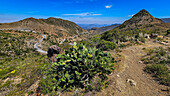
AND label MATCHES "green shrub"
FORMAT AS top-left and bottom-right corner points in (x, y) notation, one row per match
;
(81, 40), (92, 47)
(118, 44), (126, 49)
(97, 40), (117, 51)
(157, 37), (163, 41)
(145, 64), (169, 85)
(142, 47), (170, 86)
(166, 29), (170, 36)
(145, 64), (168, 76)
(40, 42), (115, 94)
